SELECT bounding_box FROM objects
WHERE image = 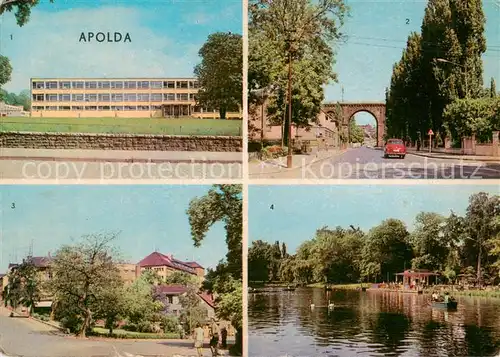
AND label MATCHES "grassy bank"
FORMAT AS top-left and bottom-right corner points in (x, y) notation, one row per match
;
(0, 117), (242, 136)
(451, 290), (500, 299)
(92, 327), (180, 339)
